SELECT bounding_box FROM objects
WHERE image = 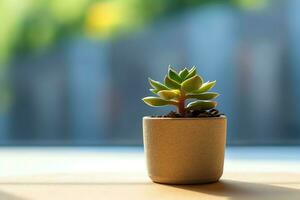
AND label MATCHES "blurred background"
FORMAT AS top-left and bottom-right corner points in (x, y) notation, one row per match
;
(0, 0), (299, 146)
